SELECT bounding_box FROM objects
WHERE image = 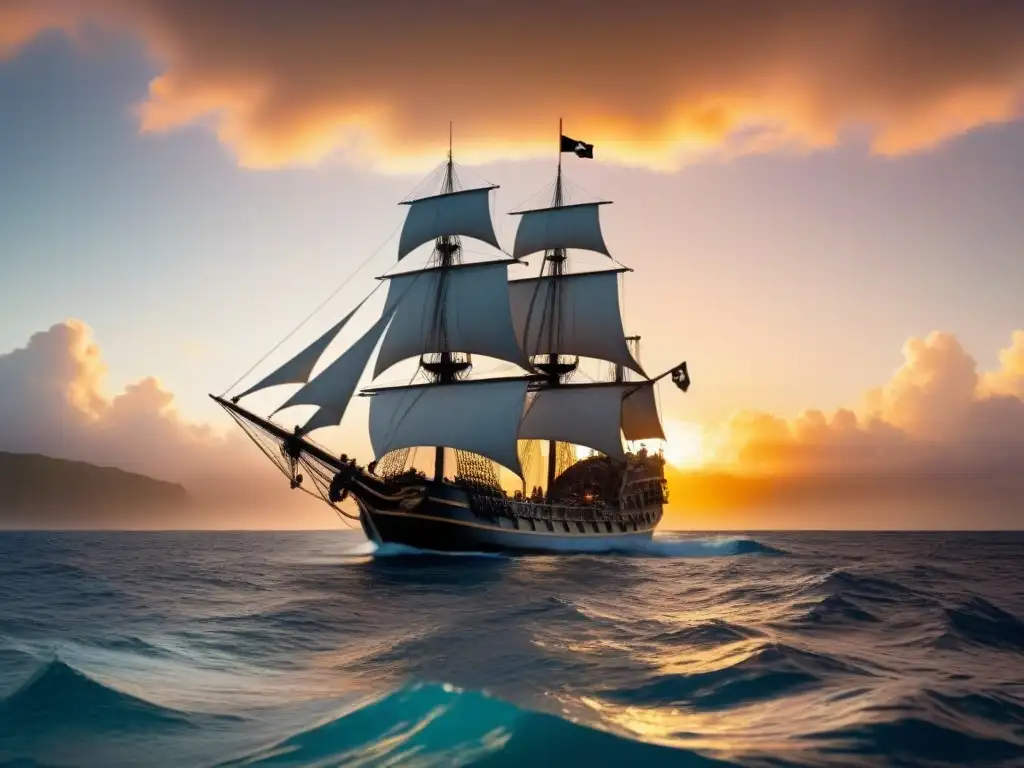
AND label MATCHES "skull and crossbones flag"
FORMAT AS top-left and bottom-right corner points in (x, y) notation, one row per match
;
(669, 361), (691, 392)
(559, 134), (594, 158)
